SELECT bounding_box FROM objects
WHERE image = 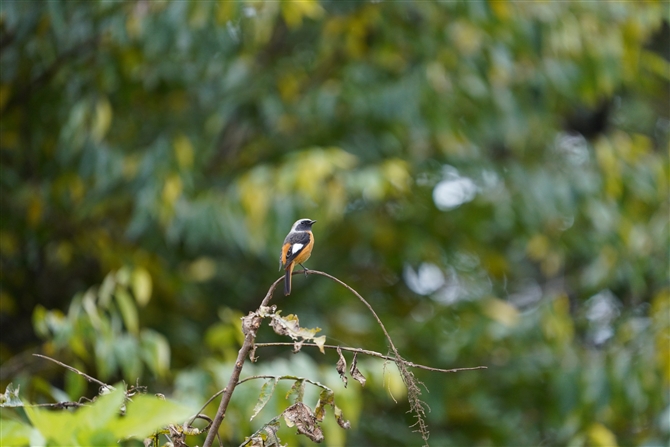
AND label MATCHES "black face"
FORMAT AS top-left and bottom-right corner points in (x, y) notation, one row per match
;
(295, 219), (316, 231)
